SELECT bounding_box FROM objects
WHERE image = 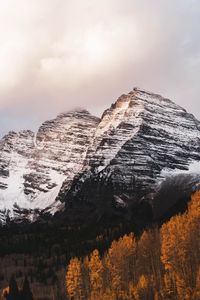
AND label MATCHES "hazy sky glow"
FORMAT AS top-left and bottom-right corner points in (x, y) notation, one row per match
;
(0, 0), (200, 136)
